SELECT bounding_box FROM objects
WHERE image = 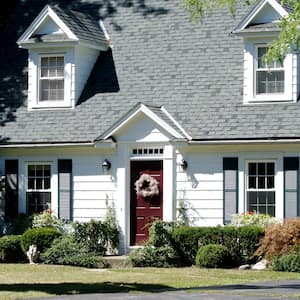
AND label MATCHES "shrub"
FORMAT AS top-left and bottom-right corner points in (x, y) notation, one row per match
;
(196, 244), (233, 268)
(231, 212), (279, 228)
(148, 221), (178, 247)
(20, 227), (61, 254)
(32, 210), (71, 234)
(73, 217), (119, 256)
(255, 218), (300, 260)
(271, 252), (300, 272)
(172, 225), (264, 265)
(40, 235), (105, 268)
(128, 245), (181, 267)
(0, 235), (26, 263)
